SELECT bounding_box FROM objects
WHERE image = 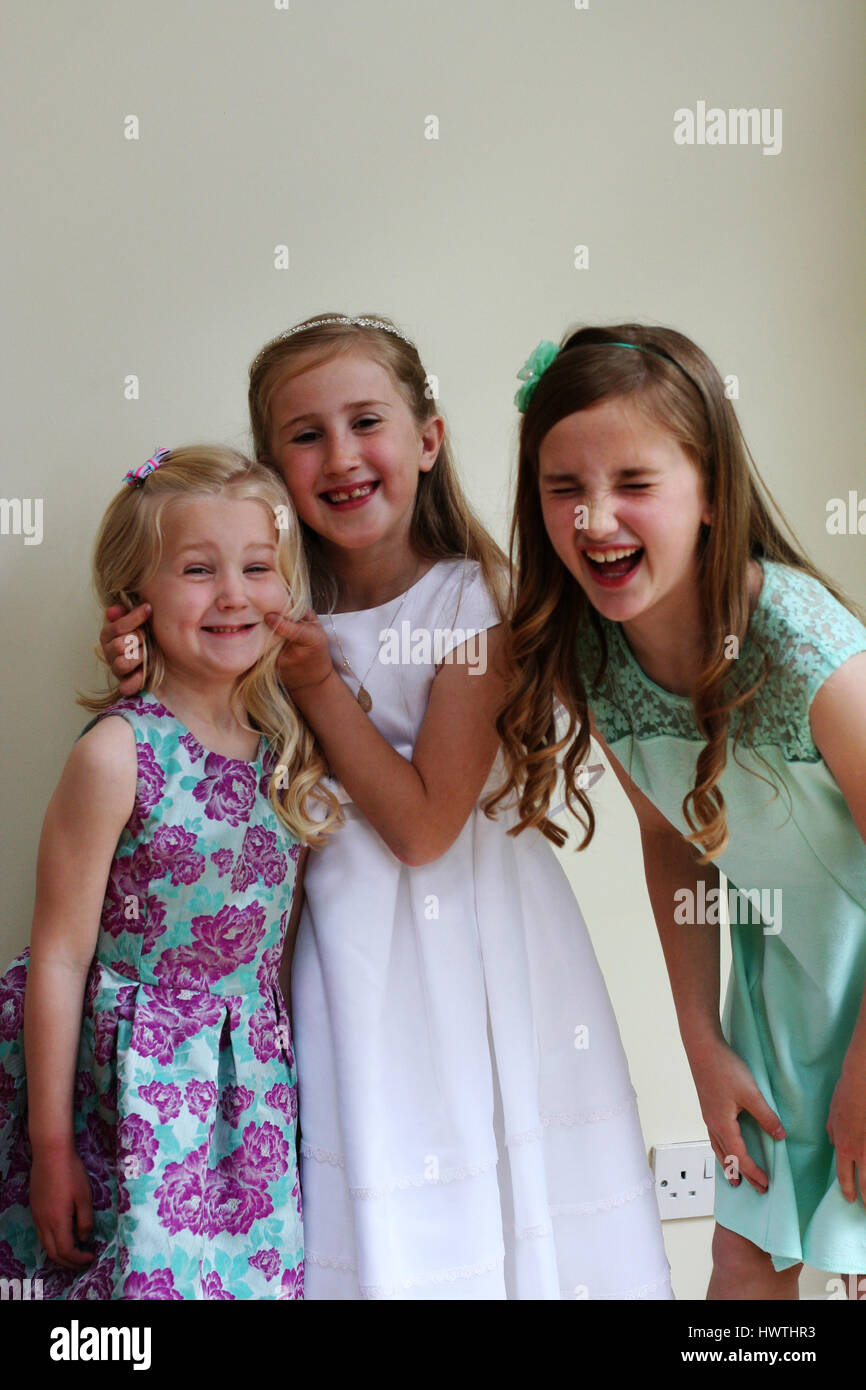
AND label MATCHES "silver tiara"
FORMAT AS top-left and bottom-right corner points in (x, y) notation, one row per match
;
(276, 316), (414, 346)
